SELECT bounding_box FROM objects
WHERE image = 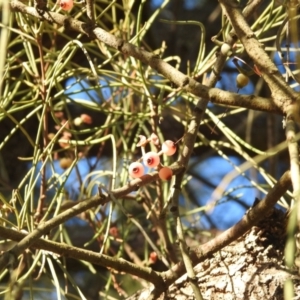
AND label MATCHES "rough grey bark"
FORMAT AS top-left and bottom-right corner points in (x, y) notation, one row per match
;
(128, 208), (300, 300)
